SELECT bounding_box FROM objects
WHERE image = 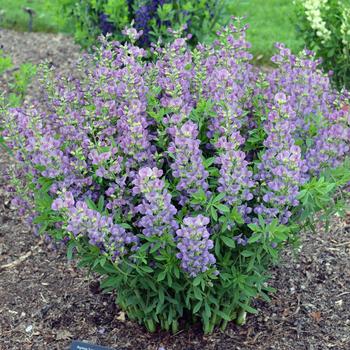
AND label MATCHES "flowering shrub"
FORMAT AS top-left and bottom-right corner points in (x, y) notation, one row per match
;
(295, 0), (350, 89)
(50, 0), (227, 48)
(3, 22), (350, 333)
